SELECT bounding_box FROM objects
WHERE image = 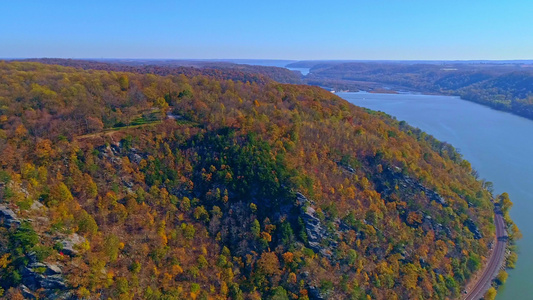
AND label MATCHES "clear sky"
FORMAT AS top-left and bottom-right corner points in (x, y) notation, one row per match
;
(1, 0), (532, 60)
